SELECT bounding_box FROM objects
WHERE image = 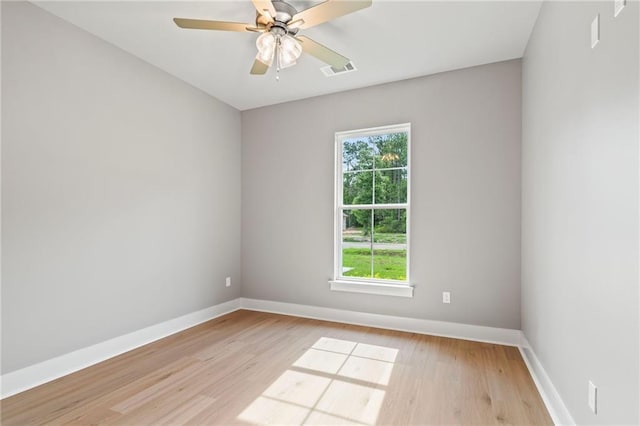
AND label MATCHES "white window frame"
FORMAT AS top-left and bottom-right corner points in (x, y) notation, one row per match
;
(330, 123), (413, 298)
